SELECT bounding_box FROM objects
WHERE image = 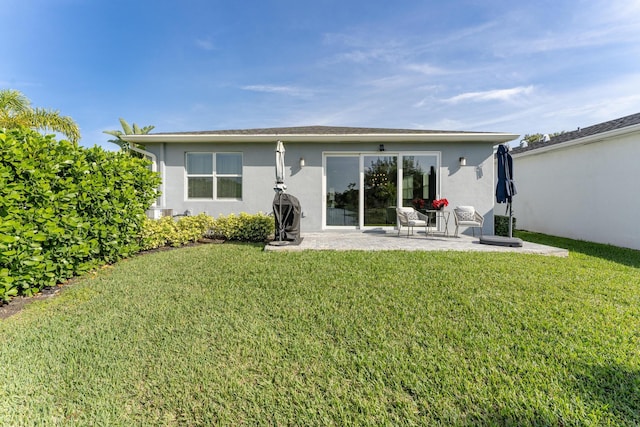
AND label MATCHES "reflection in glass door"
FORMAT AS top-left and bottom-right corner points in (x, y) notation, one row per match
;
(364, 155), (397, 227)
(402, 155), (437, 210)
(402, 155), (438, 226)
(325, 153), (438, 229)
(326, 156), (359, 226)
